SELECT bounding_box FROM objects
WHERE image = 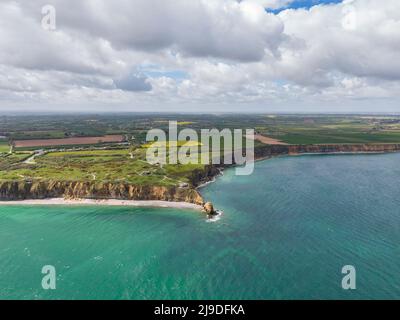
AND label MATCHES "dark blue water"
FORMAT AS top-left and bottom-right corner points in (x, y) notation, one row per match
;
(1, 153), (400, 299)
